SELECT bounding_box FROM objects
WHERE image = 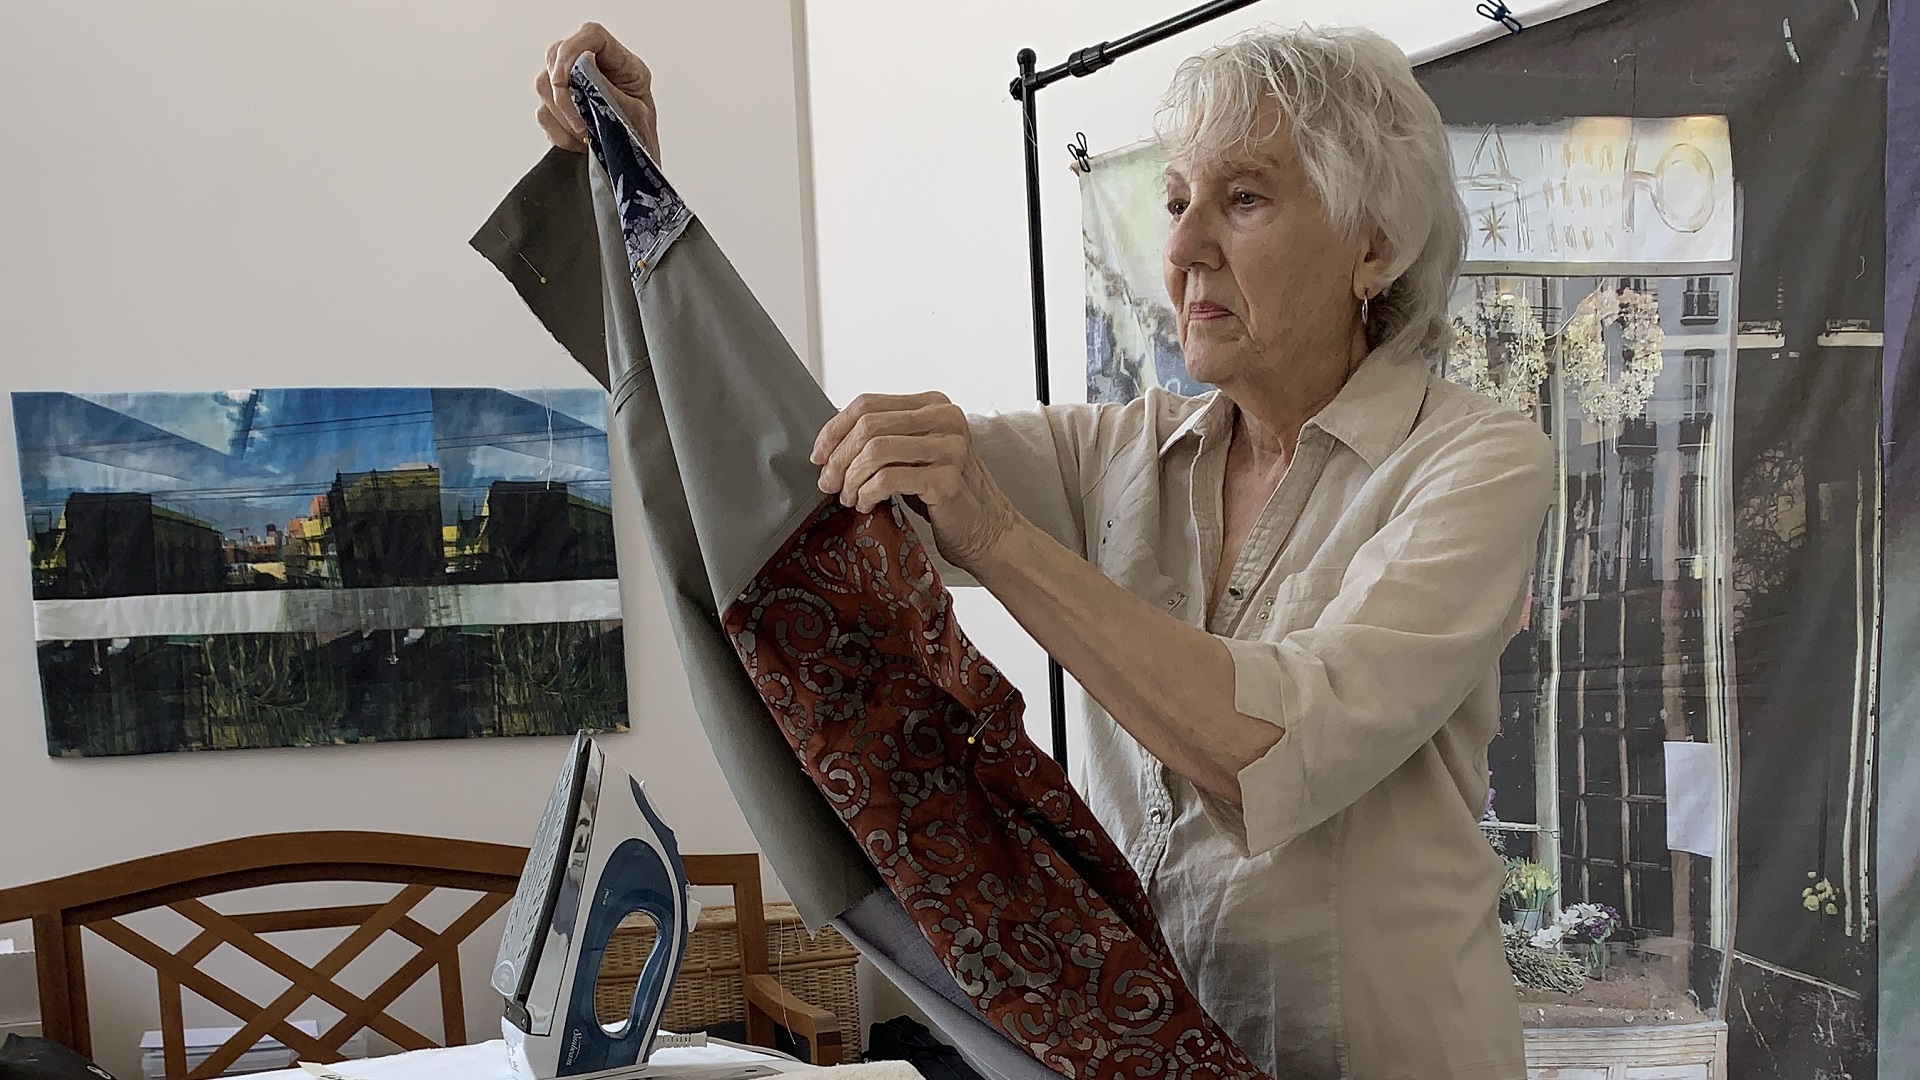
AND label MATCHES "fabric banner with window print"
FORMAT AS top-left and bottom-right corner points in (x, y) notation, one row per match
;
(1078, 0), (1893, 1074)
